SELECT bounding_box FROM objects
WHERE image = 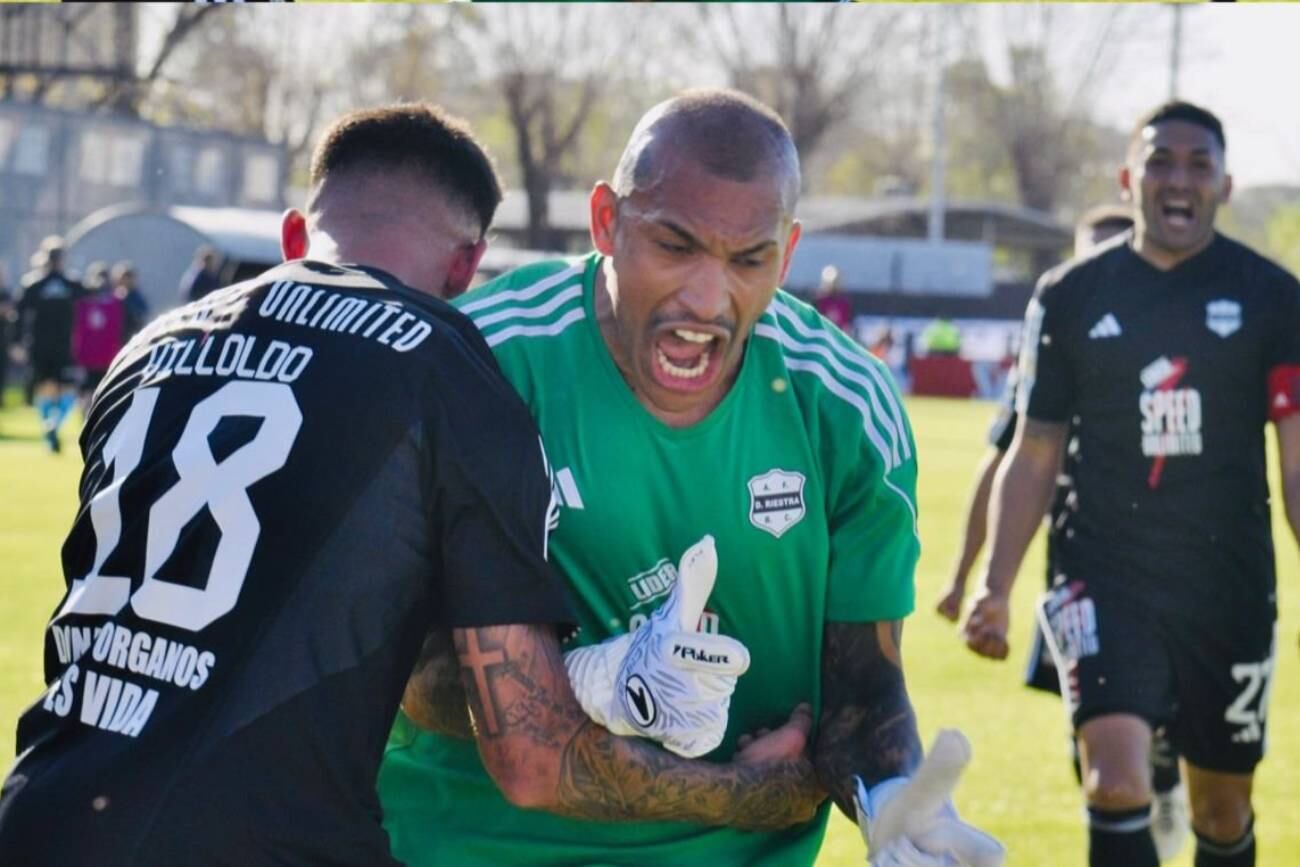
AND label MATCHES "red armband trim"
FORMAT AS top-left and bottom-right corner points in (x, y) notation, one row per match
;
(1268, 364), (1300, 422)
